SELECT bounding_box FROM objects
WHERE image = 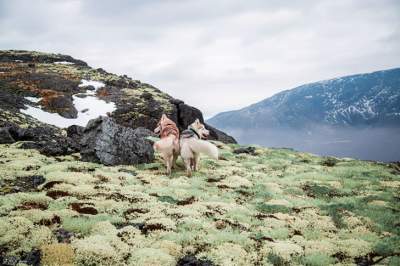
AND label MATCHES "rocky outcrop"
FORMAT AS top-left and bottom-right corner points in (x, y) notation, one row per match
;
(80, 116), (155, 165)
(0, 117), (80, 156)
(0, 50), (88, 66)
(205, 124), (237, 144)
(0, 50), (236, 144)
(170, 99), (236, 143)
